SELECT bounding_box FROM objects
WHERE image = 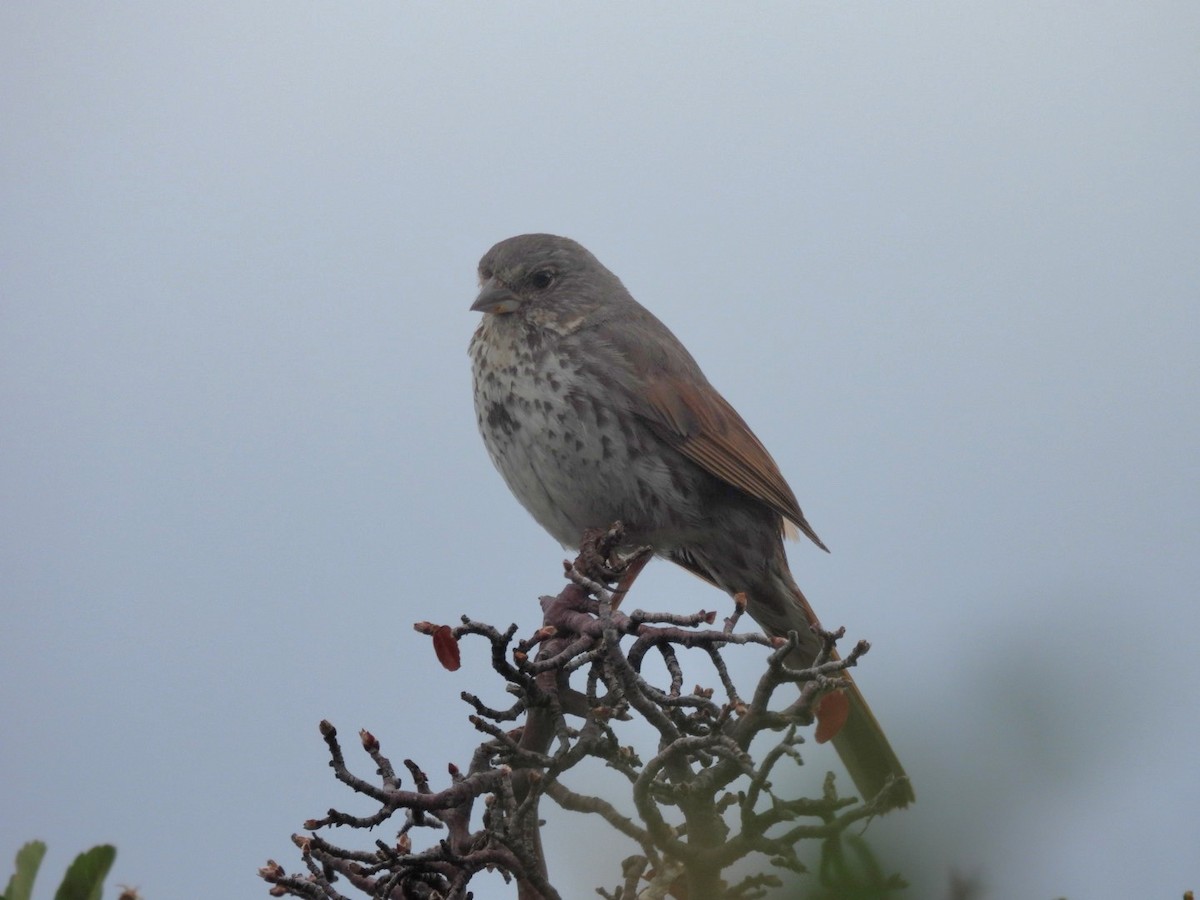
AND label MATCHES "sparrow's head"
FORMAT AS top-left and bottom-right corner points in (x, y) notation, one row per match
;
(471, 234), (628, 327)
